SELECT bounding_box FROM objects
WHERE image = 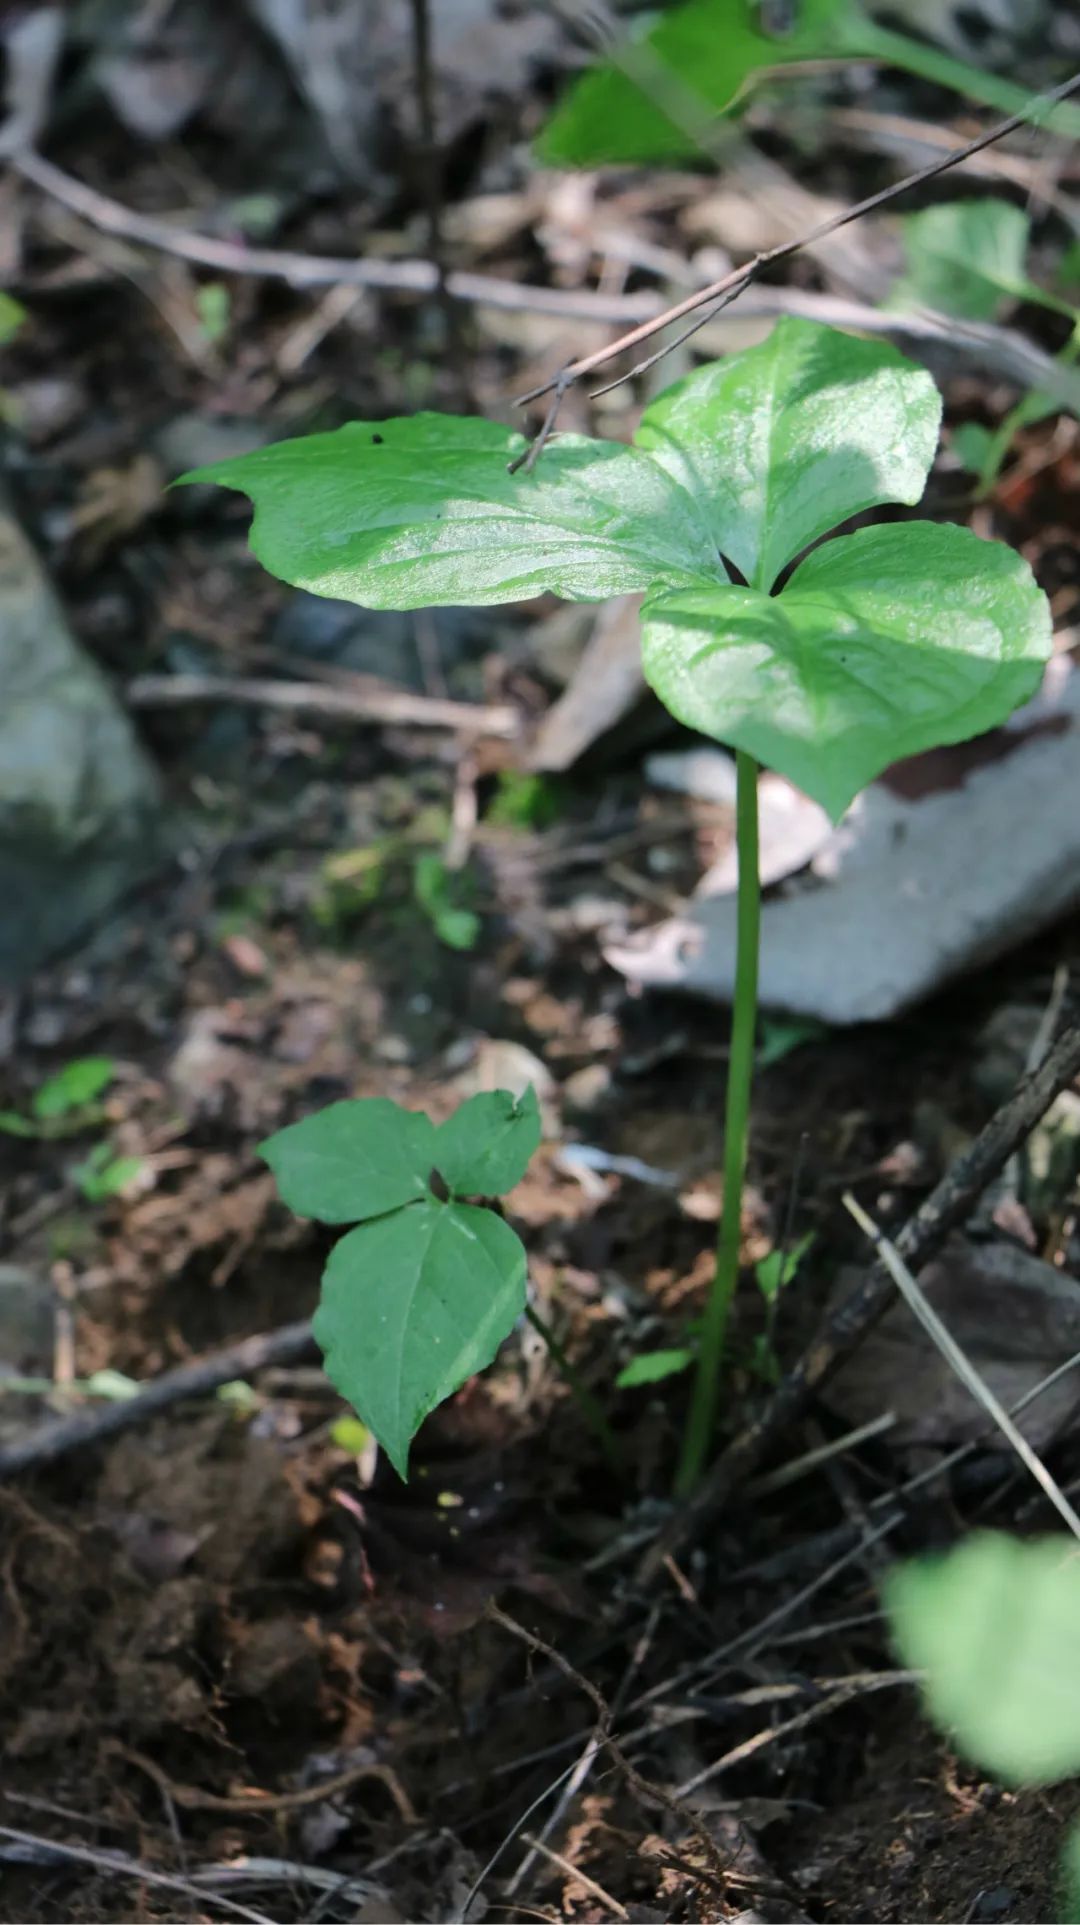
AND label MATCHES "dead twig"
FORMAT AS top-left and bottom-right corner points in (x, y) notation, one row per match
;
(126, 673), (519, 739)
(109, 1742), (416, 1825)
(637, 1021), (1080, 1583)
(519, 1833), (630, 1920)
(12, 152), (1080, 412)
(484, 1601), (728, 1893)
(0, 1320), (315, 1479)
(843, 1192), (1080, 1540)
(673, 1669), (918, 1798)
(0, 1823), (273, 1925)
